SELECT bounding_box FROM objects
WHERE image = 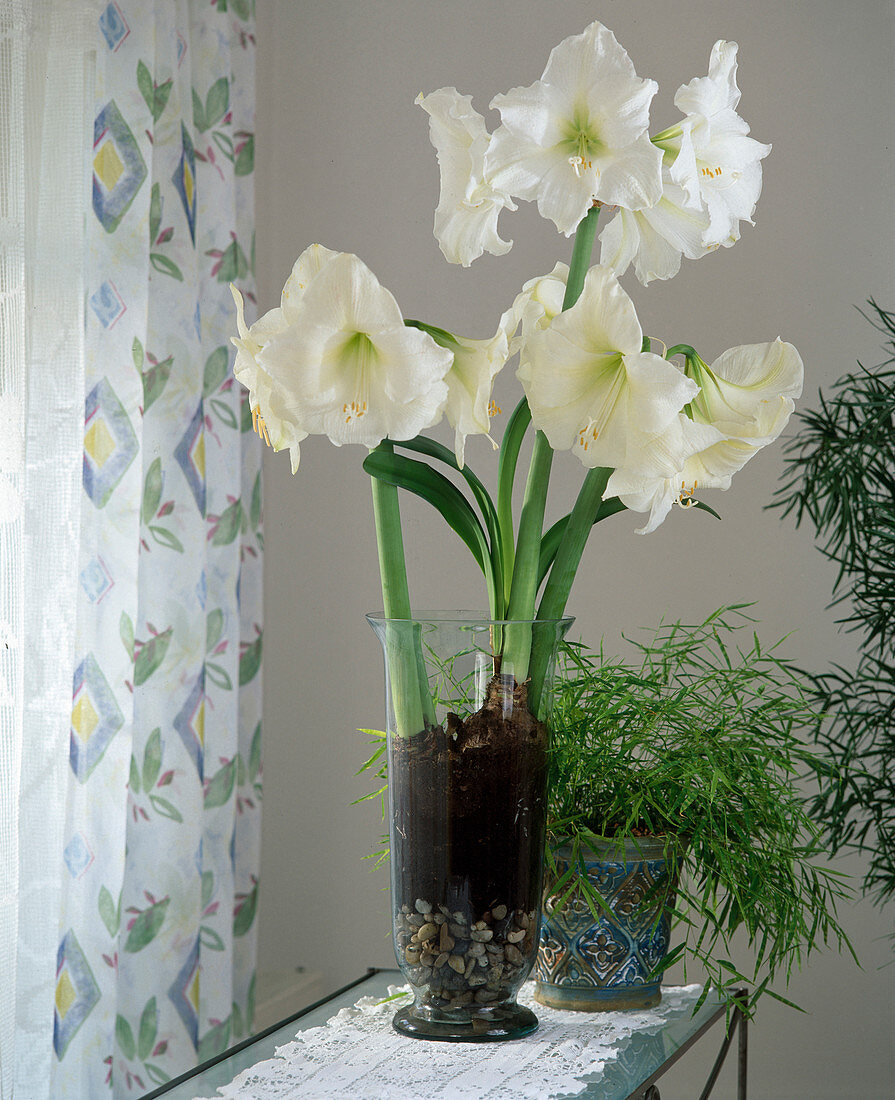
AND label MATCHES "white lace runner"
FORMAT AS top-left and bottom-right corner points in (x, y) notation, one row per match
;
(193, 983), (704, 1100)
